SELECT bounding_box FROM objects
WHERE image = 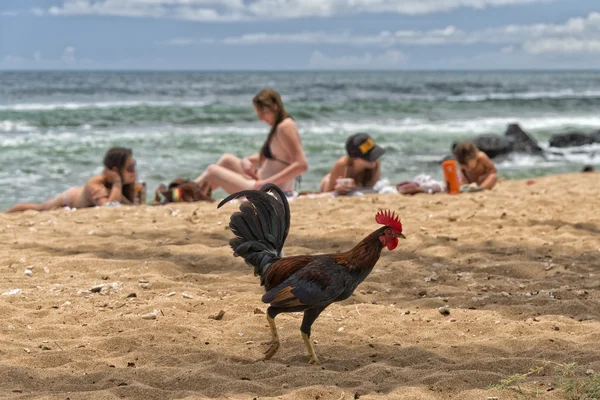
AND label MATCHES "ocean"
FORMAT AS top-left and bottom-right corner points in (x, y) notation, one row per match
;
(2, 70), (600, 210)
